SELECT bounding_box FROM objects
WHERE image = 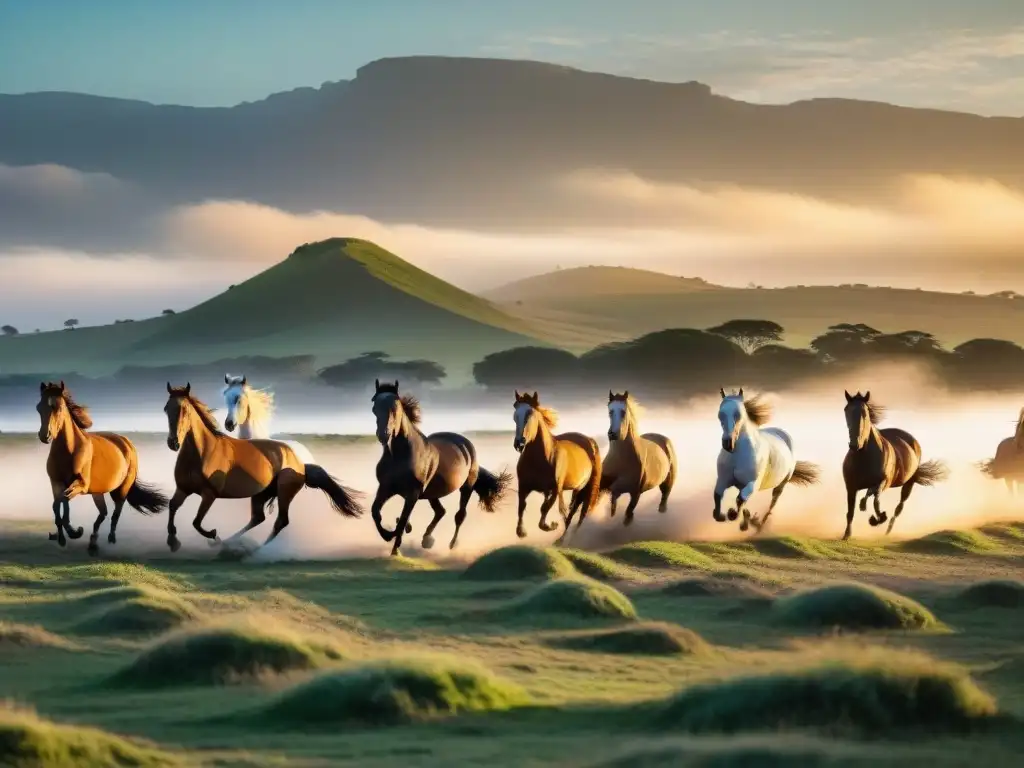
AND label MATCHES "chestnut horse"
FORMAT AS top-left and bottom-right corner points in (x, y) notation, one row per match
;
(979, 407), (1024, 495)
(601, 391), (677, 525)
(163, 383), (363, 552)
(370, 380), (512, 556)
(512, 390), (602, 544)
(36, 381), (168, 553)
(842, 390), (949, 540)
